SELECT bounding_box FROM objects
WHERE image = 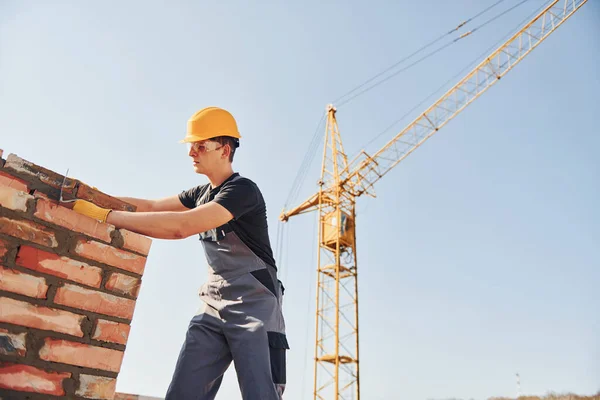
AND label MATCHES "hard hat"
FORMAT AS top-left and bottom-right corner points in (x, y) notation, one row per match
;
(180, 107), (242, 143)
